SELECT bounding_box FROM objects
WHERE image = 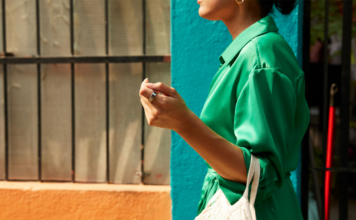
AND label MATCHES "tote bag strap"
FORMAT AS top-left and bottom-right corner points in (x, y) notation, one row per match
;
(249, 155), (260, 206)
(242, 155), (258, 199)
(247, 155), (260, 220)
